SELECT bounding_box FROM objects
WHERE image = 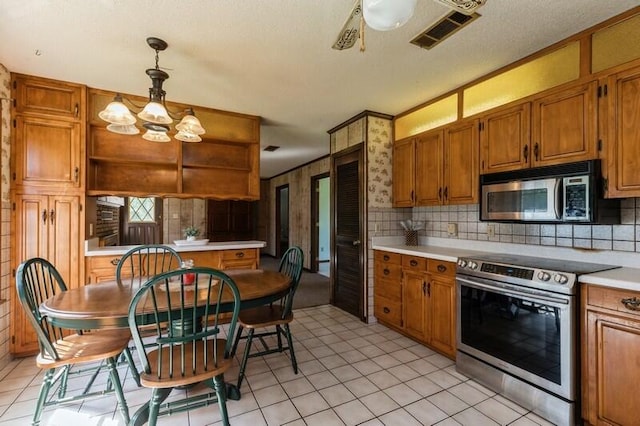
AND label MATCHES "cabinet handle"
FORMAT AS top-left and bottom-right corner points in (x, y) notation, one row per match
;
(235, 252), (244, 258)
(534, 143), (539, 161)
(383, 307), (390, 314)
(50, 209), (55, 224)
(428, 282), (431, 296)
(74, 103), (79, 118)
(437, 264), (447, 273)
(422, 281), (427, 295)
(383, 268), (390, 276)
(621, 297), (640, 311)
(411, 190), (414, 202)
(444, 187), (448, 201)
(74, 167), (79, 183)
(110, 258), (121, 266)
(42, 209), (47, 224)
(410, 259), (418, 267)
(438, 188), (442, 201)
(523, 144), (529, 162)
(383, 255), (390, 261)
